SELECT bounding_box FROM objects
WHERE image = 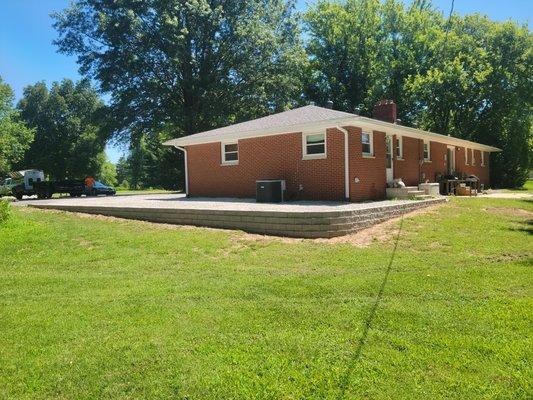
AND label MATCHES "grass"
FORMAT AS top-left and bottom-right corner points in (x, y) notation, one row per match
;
(0, 198), (532, 399)
(0, 200), (9, 223)
(503, 179), (533, 192)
